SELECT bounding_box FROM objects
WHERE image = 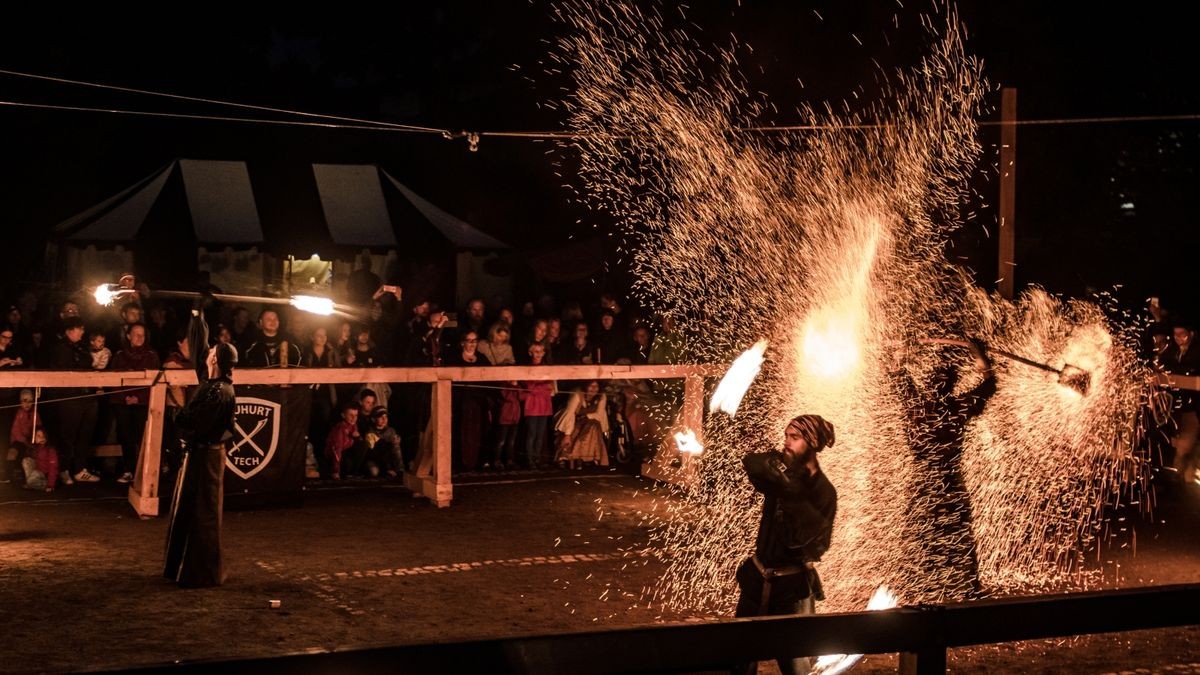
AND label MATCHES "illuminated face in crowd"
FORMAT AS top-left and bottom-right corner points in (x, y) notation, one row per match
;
(529, 343), (546, 364)
(65, 326), (85, 343)
(122, 305), (142, 324)
(467, 300), (485, 323)
(312, 327), (328, 347)
(548, 319), (562, 341)
(61, 302), (80, 319)
(533, 320), (548, 342)
(1174, 327), (1194, 349)
(601, 314), (614, 331)
(494, 328), (510, 346)
(586, 380), (600, 398)
(633, 327), (650, 347)
(259, 310), (280, 337)
(499, 309), (514, 326)
(462, 332), (479, 353)
(128, 325), (147, 349)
